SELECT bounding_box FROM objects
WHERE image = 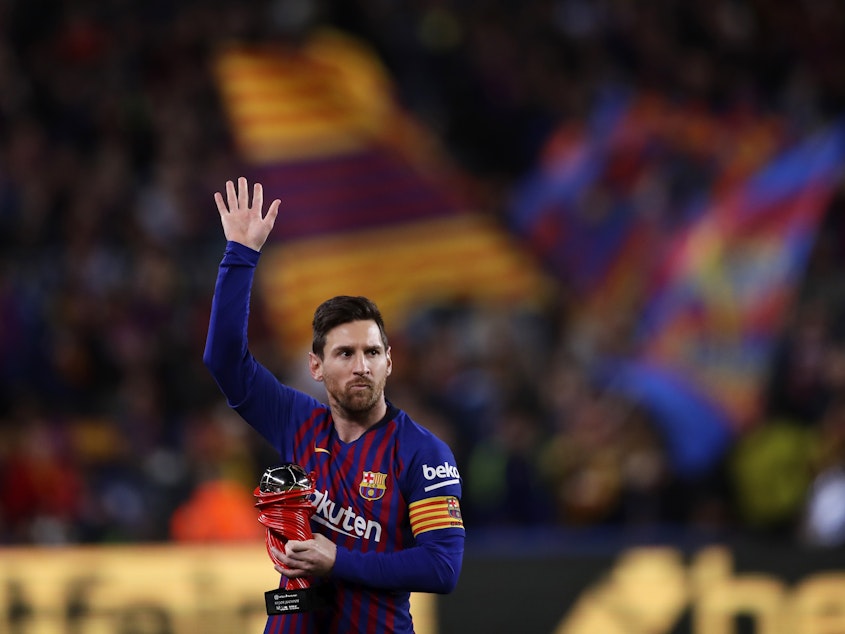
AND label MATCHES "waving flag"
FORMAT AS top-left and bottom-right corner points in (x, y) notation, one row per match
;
(510, 93), (786, 323)
(214, 29), (552, 352)
(636, 124), (845, 429)
(509, 95), (657, 305)
(511, 89), (843, 474)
